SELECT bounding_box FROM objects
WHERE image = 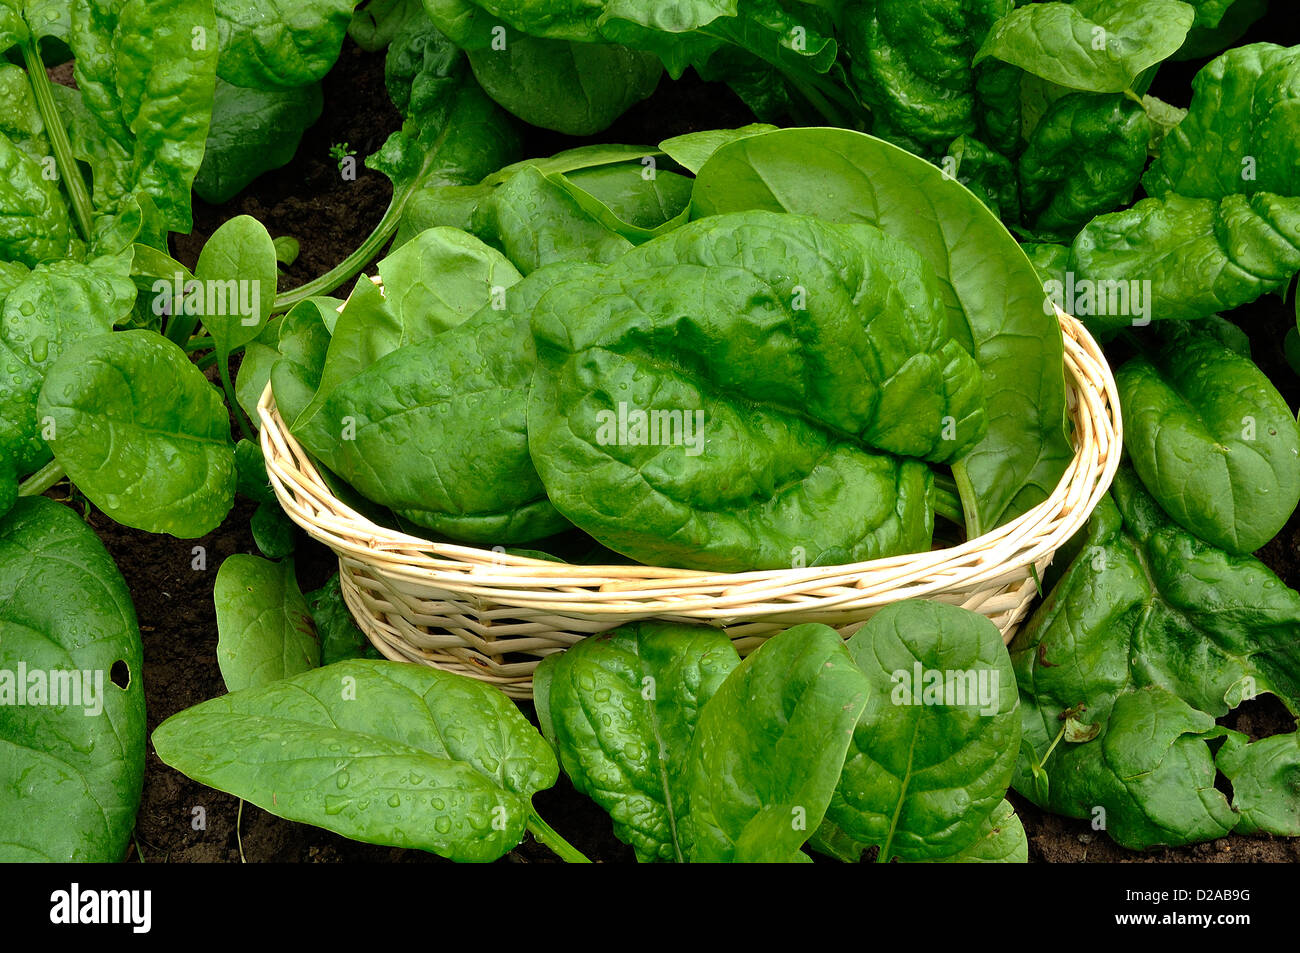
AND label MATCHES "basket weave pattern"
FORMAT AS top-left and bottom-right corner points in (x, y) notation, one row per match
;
(259, 309), (1121, 698)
